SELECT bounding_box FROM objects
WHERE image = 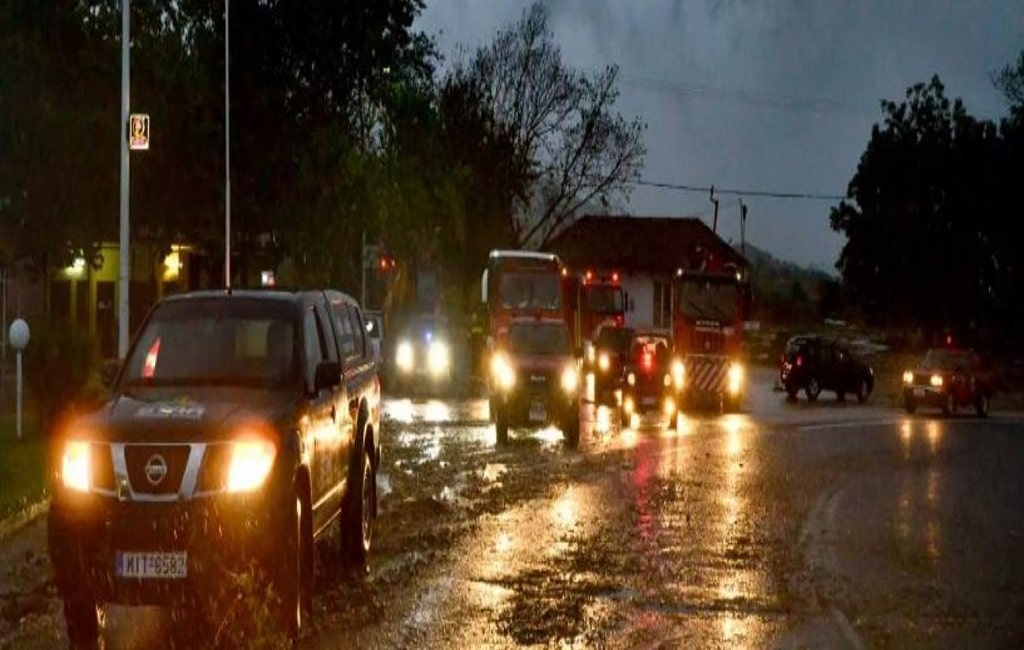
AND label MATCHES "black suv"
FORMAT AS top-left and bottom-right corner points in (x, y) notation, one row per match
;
(585, 323), (635, 405)
(620, 330), (683, 427)
(47, 289), (381, 647)
(489, 317), (580, 446)
(780, 334), (874, 402)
